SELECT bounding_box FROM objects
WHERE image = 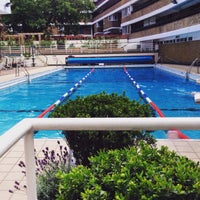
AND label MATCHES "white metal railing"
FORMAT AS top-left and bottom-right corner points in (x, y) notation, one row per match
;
(1, 117), (200, 200)
(186, 58), (200, 80)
